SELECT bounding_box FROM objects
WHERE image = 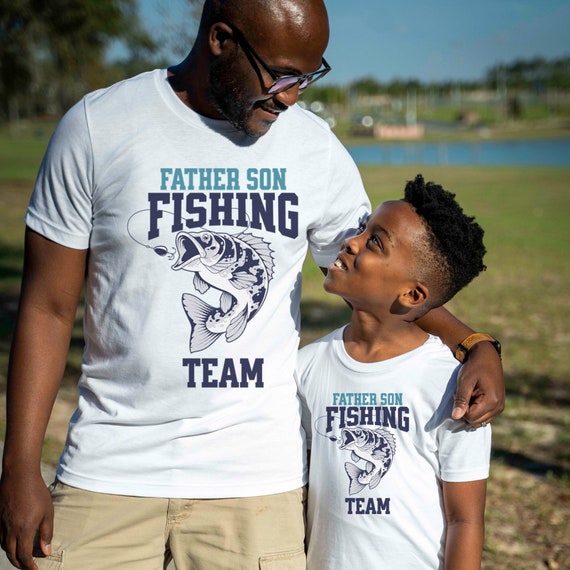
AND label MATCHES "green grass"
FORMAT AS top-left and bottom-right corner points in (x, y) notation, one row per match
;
(0, 121), (55, 181)
(0, 122), (569, 569)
